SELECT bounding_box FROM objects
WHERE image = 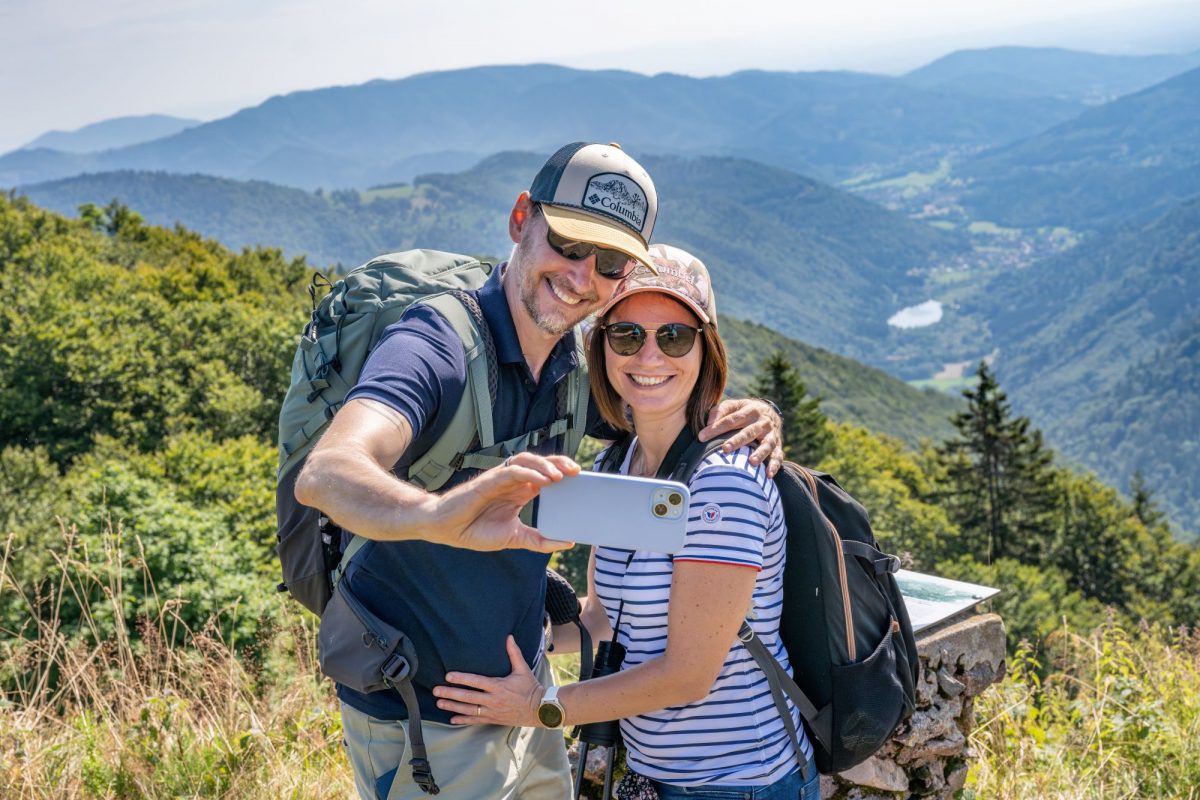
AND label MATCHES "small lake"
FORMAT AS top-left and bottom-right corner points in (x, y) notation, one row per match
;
(888, 299), (943, 329)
